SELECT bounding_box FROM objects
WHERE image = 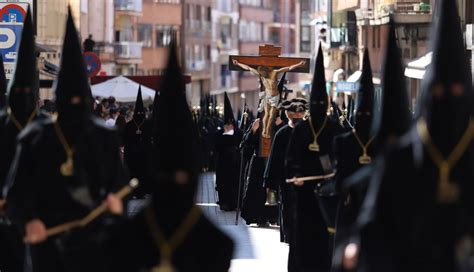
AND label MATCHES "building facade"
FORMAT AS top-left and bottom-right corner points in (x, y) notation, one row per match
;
(137, 0), (182, 75)
(183, 0), (213, 107)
